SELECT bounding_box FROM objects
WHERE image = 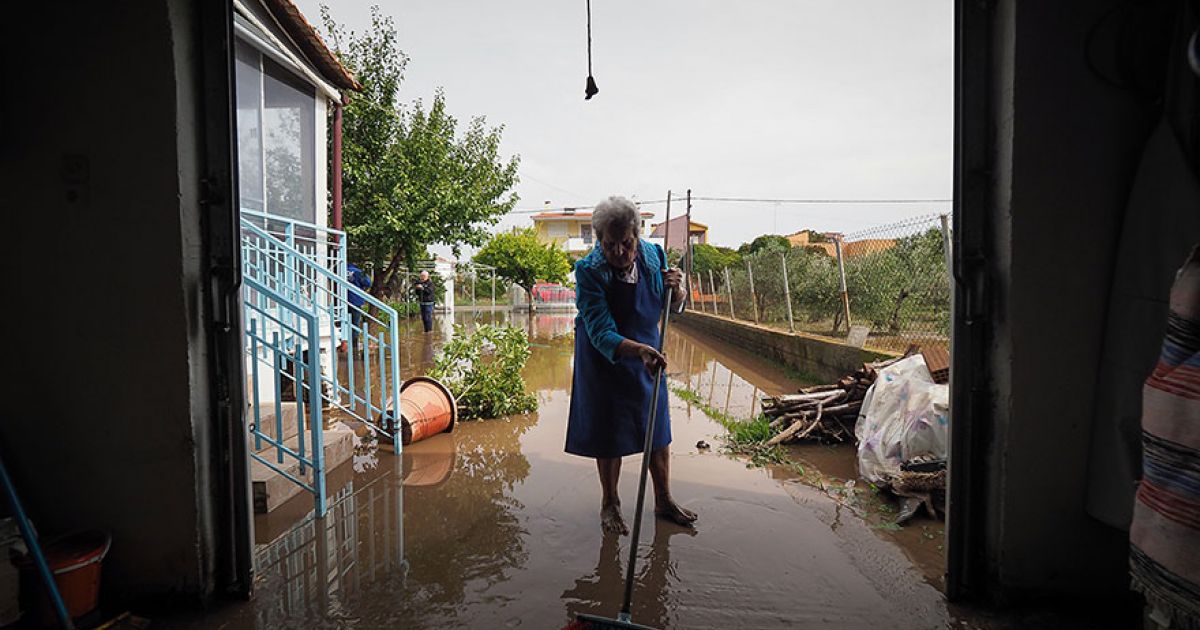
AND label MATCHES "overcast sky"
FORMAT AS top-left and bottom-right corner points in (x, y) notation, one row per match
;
(297, 0), (953, 252)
